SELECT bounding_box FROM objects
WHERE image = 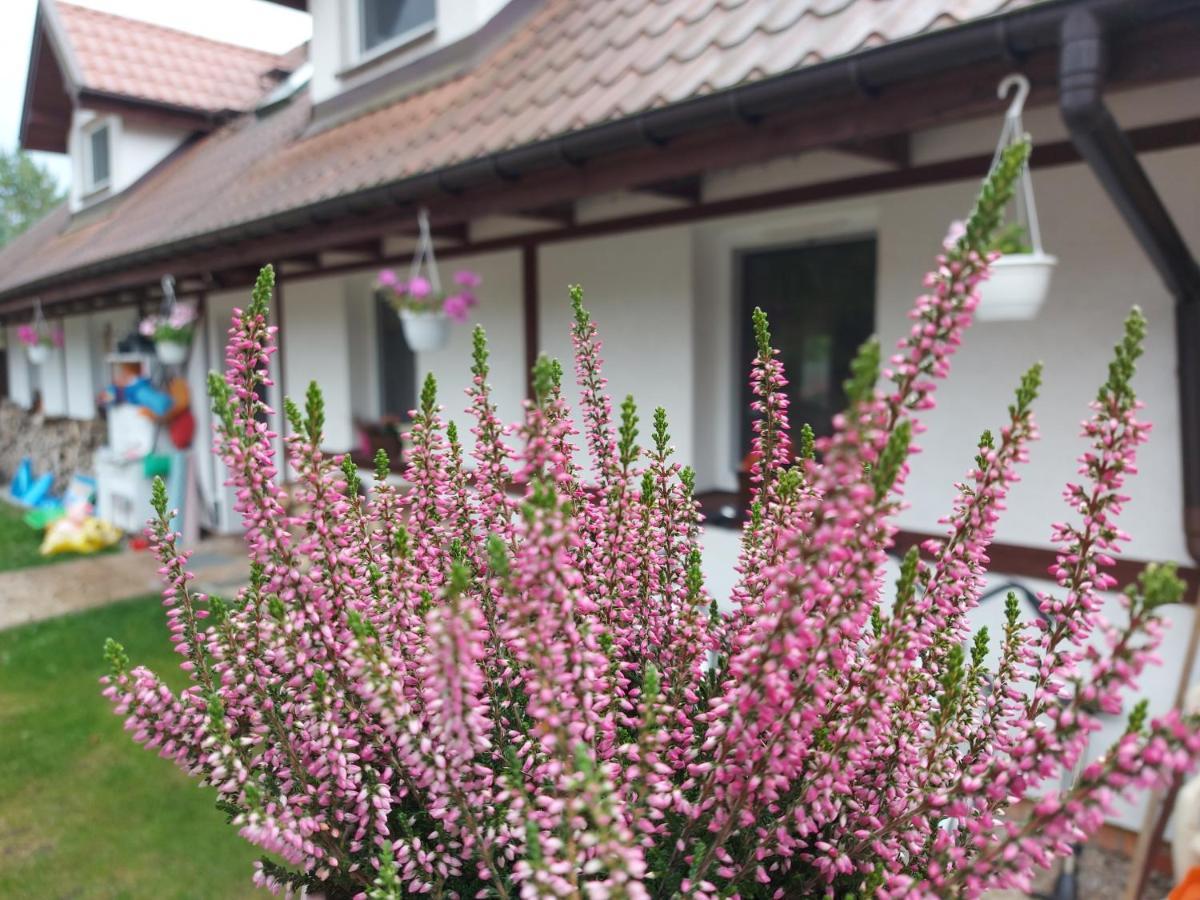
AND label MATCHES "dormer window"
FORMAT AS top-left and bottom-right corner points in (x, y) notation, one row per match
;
(84, 120), (112, 195)
(359, 0), (435, 56)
